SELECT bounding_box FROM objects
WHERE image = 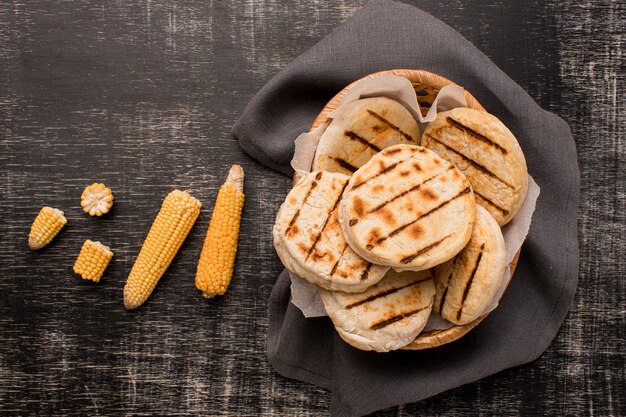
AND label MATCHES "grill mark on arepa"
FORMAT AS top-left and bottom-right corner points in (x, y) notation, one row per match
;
(367, 166), (453, 214)
(438, 270), (453, 314)
(329, 244), (348, 277)
(351, 161), (401, 191)
(345, 277), (432, 310)
(350, 147), (422, 191)
(331, 157), (358, 173)
(400, 234), (453, 264)
(304, 180), (349, 262)
(359, 263), (373, 281)
(375, 188), (471, 246)
(456, 243), (485, 321)
(285, 172), (323, 236)
(369, 304), (432, 330)
(345, 131), (382, 153)
(439, 286), (449, 315)
(425, 134), (514, 189)
(446, 117), (508, 155)
(366, 109), (416, 142)
(474, 191), (510, 216)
